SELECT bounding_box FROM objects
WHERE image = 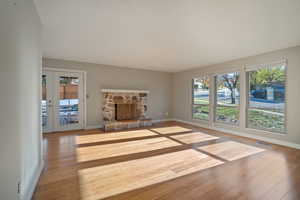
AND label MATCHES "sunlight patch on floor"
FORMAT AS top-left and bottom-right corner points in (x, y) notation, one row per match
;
(76, 137), (181, 162)
(76, 129), (157, 145)
(78, 149), (223, 200)
(170, 132), (219, 144)
(198, 141), (265, 161)
(151, 126), (192, 134)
